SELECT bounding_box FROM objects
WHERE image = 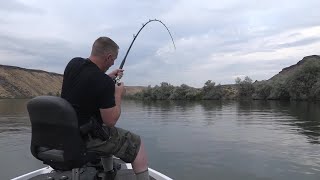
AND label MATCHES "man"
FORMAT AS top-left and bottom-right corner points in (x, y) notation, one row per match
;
(61, 37), (149, 180)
